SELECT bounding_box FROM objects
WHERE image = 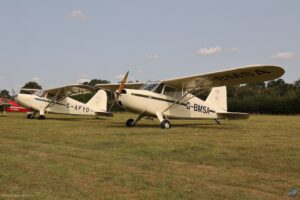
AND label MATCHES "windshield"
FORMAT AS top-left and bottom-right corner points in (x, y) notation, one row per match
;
(141, 82), (161, 91)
